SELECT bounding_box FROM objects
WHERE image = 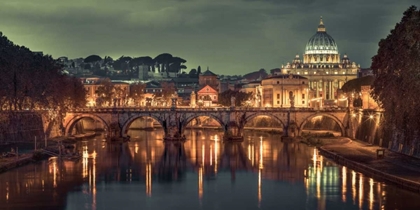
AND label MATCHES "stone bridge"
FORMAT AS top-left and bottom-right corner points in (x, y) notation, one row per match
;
(62, 106), (381, 141)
